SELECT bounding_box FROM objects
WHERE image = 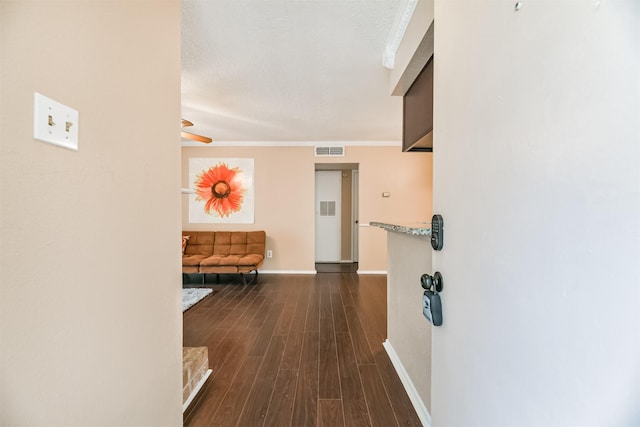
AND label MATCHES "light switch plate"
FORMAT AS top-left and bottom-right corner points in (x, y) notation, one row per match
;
(33, 92), (79, 151)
